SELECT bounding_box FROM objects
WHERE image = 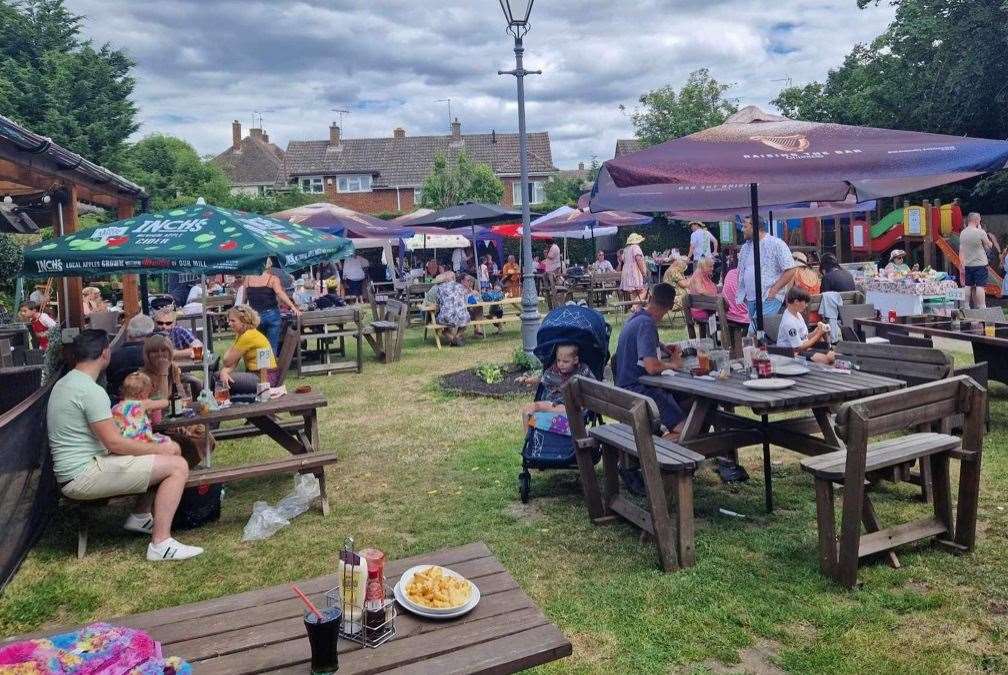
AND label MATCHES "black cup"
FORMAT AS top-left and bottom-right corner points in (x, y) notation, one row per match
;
(304, 607), (342, 673)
